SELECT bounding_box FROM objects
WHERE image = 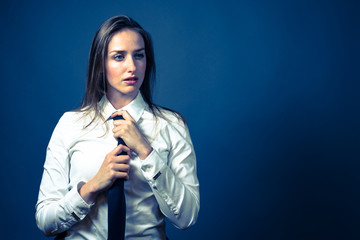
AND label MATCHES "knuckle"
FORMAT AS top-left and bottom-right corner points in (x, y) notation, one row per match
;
(107, 163), (113, 170)
(110, 171), (117, 178)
